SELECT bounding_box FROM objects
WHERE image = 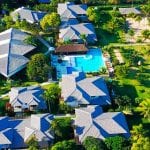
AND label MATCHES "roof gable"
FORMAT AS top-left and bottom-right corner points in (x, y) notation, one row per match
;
(9, 86), (46, 110)
(75, 106), (130, 142)
(0, 28), (35, 77)
(58, 2), (87, 20)
(59, 23), (97, 42)
(0, 114), (54, 149)
(61, 72), (110, 105)
(11, 7), (46, 23)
